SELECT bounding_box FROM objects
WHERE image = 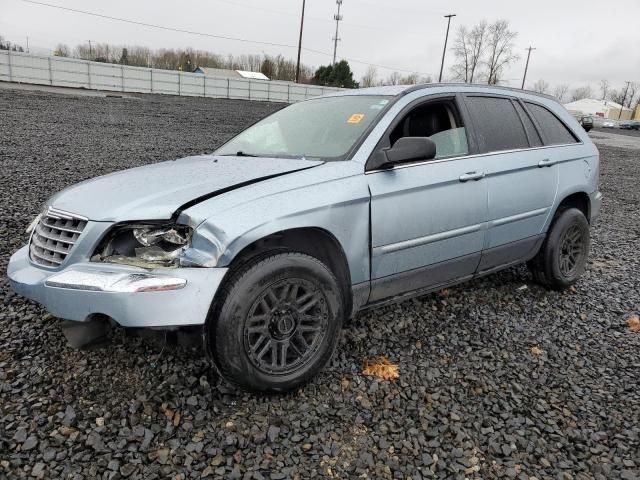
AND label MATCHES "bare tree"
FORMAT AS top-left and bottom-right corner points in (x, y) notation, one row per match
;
(126, 46), (152, 67)
(609, 82), (639, 109)
(360, 65), (378, 87)
(570, 86), (593, 102)
(61, 40), (315, 81)
(273, 54), (311, 82)
(450, 26), (471, 82)
(260, 56), (275, 79)
(73, 42), (113, 62)
(553, 84), (570, 102)
(0, 37), (25, 51)
(401, 73), (420, 84)
(384, 71), (402, 86)
(484, 20), (518, 85)
(232, 54), (262, 72)
(53, 43), (70, 57)
(73, 43), (91, 60)
(632, 91), (640, 116)
(188, 48), (225, 70)
(450, 21), (487, 83)
(531, 79), (550, 94)
(626, 82), (638, 108)
(599, 79), (610, 100)
(609, 88), (626, 106)
(630, 82), (640, 112)
(468, 21), (488, 83)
